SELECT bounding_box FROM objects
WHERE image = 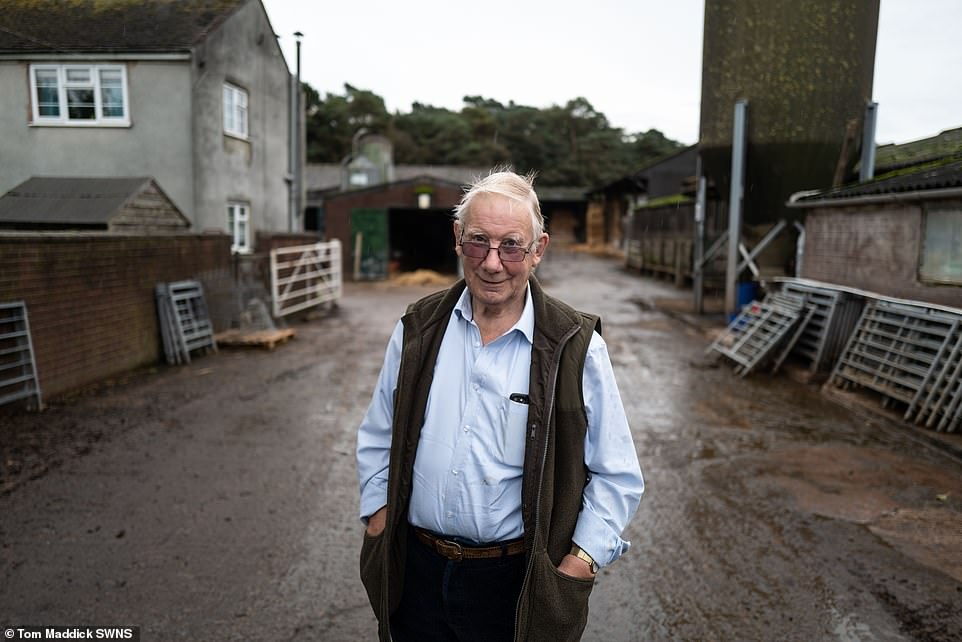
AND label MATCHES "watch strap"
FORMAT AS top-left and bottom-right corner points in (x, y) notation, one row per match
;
(570, 545), (599, 573)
